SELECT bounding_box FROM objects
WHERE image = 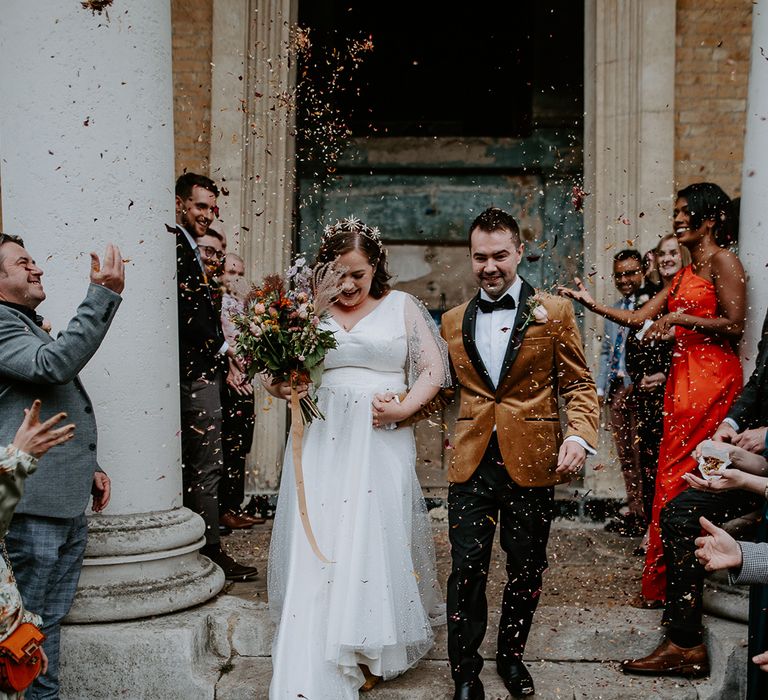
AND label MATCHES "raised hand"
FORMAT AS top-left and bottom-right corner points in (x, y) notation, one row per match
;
(557, 277), (596, 309)
(694, 516), (742, 572)
(90, 243), (125, 294)
(11, 400), (76, 458)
